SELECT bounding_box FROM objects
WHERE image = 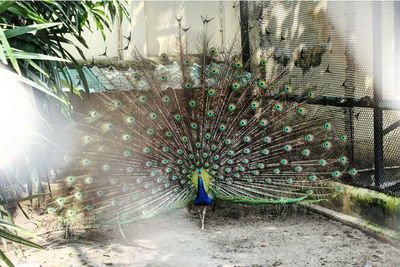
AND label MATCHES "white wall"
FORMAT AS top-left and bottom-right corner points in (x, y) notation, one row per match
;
(65, 1), (240, 60)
